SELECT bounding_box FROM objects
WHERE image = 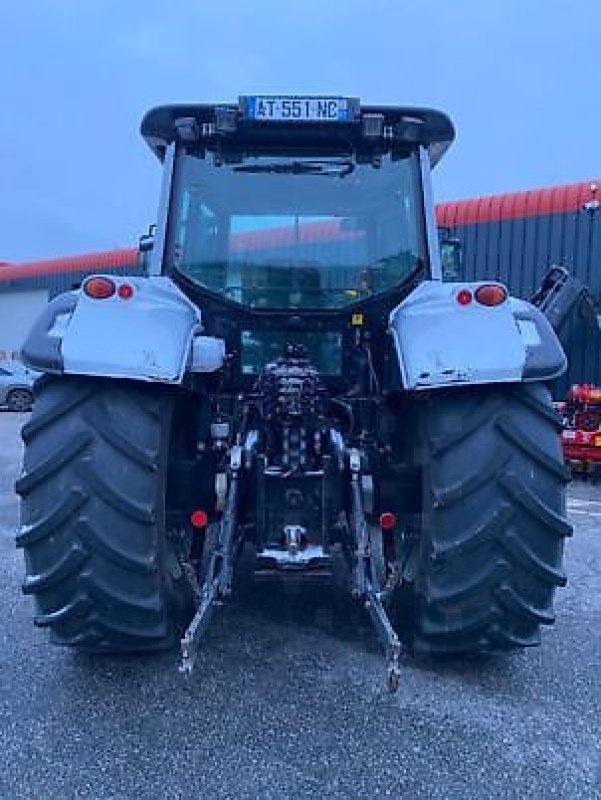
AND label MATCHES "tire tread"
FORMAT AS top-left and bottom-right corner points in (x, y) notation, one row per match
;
(405, 382), (570, 654)
(17, 377), (191, 653)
